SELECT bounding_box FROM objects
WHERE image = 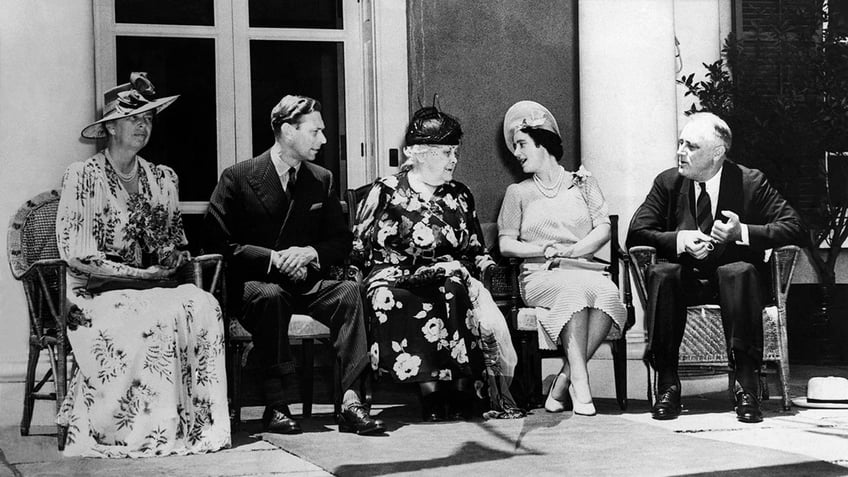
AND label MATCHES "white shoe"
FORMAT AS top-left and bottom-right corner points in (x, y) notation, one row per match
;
(569, 383), (596, 416)
(545, 373), (568, 413)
